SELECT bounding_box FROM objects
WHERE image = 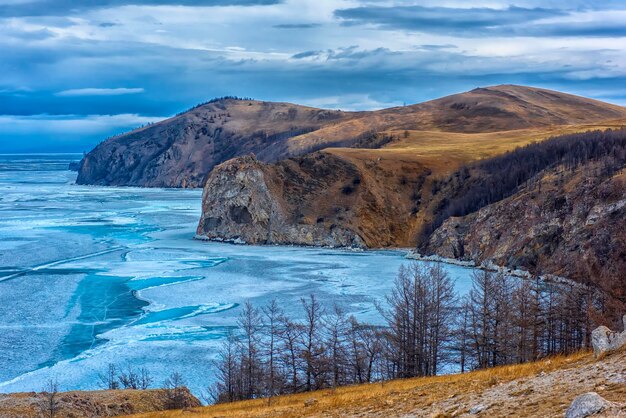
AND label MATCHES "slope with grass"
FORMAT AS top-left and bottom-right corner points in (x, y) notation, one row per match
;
(77, 85), (626, 188)
(76, 100), (359, 187)
(126, 350), (626, 418)
(0, 388), (200, 418)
